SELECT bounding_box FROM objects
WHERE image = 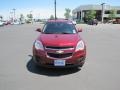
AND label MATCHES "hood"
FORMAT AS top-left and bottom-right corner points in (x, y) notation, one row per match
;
(37, 34), (81, 47)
